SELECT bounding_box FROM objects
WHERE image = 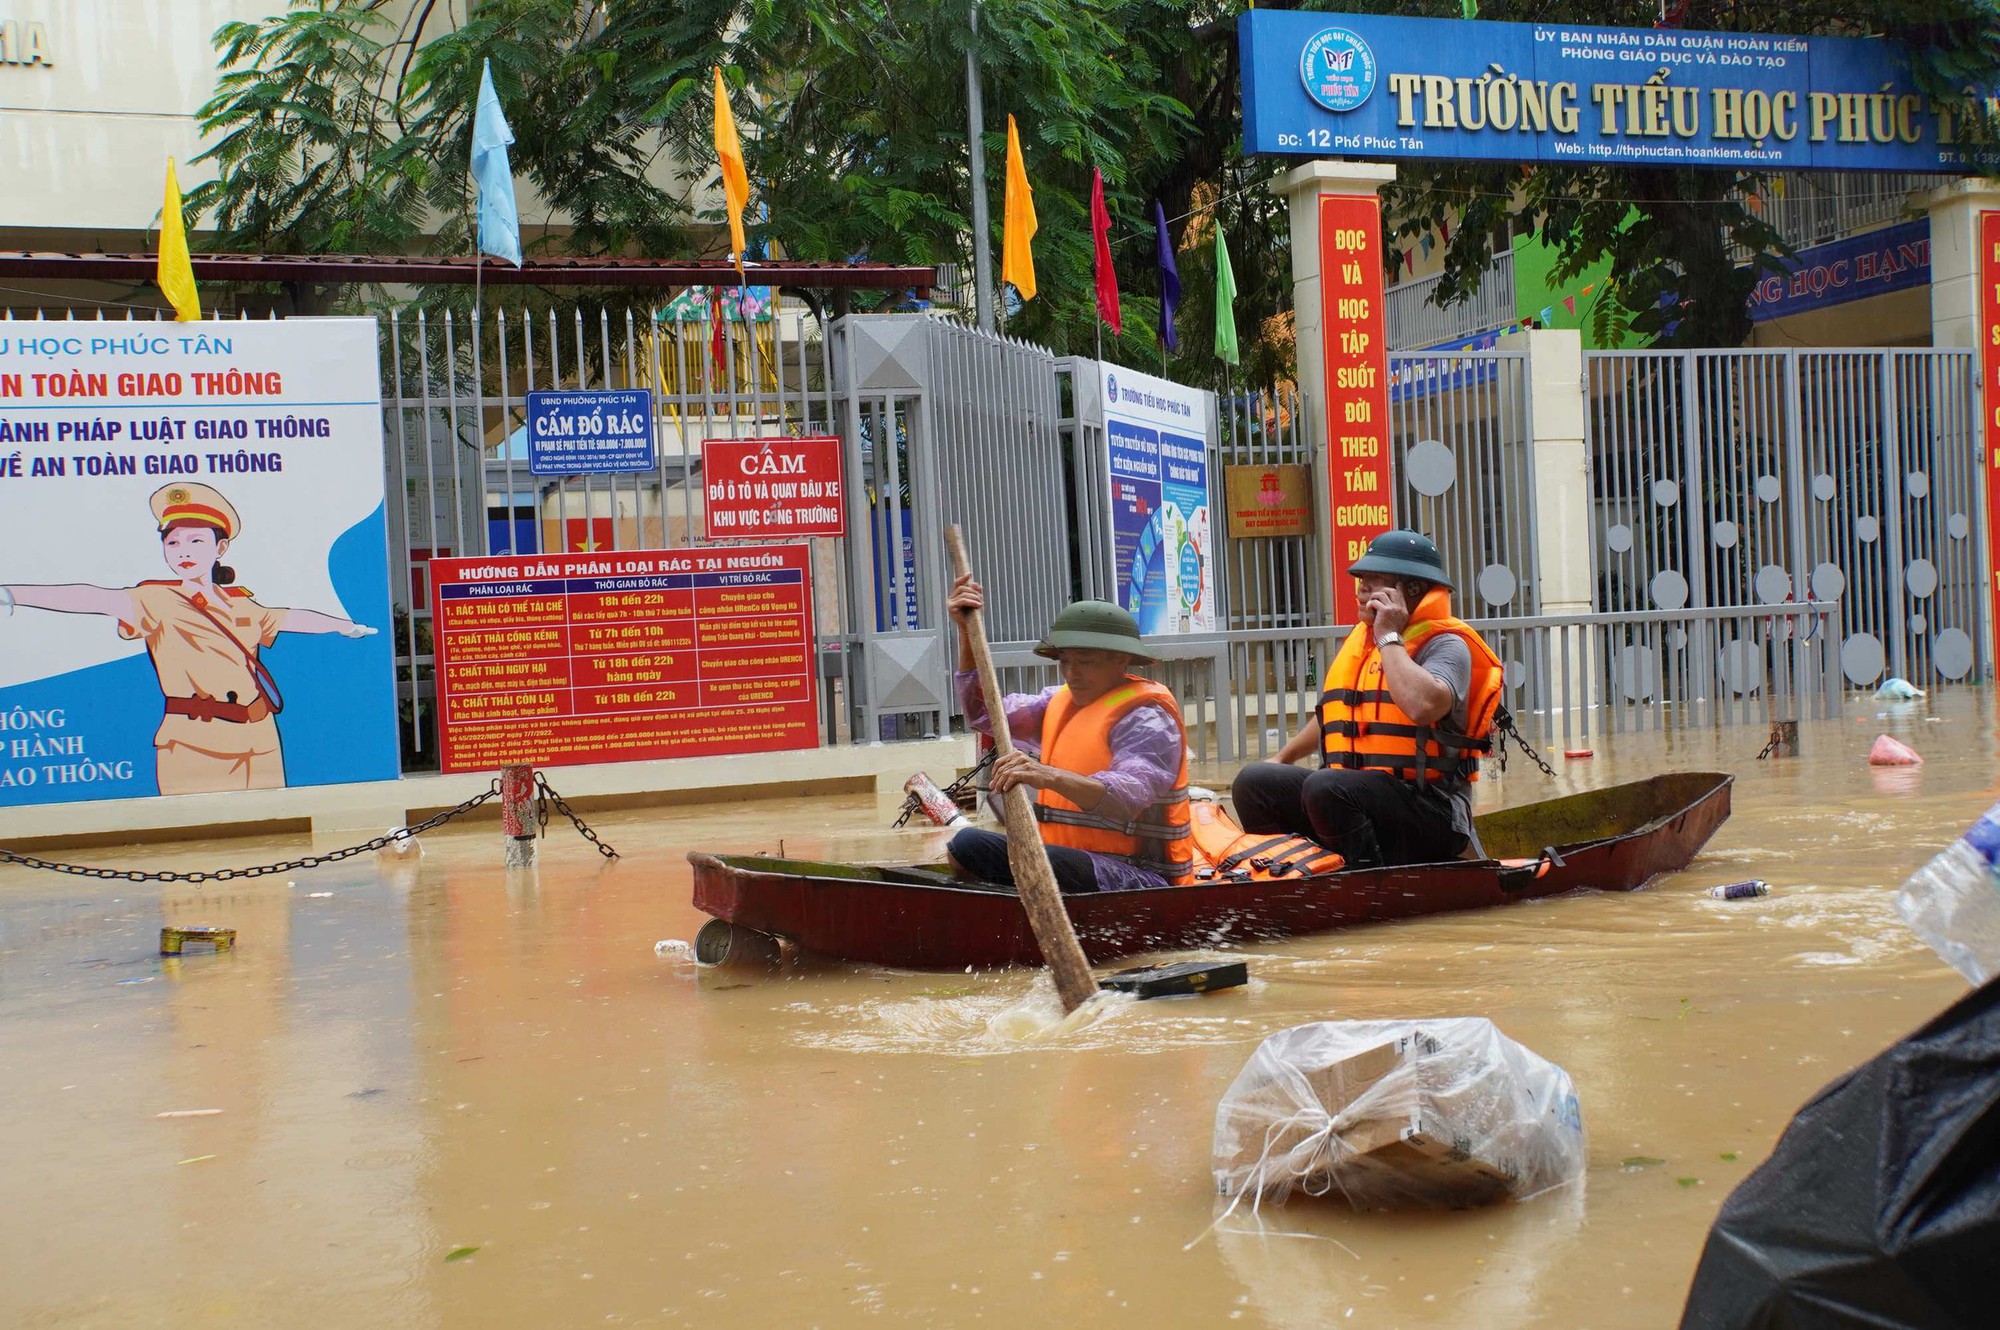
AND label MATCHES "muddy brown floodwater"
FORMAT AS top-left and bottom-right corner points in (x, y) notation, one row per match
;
(3, 693), (1994, 1329)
